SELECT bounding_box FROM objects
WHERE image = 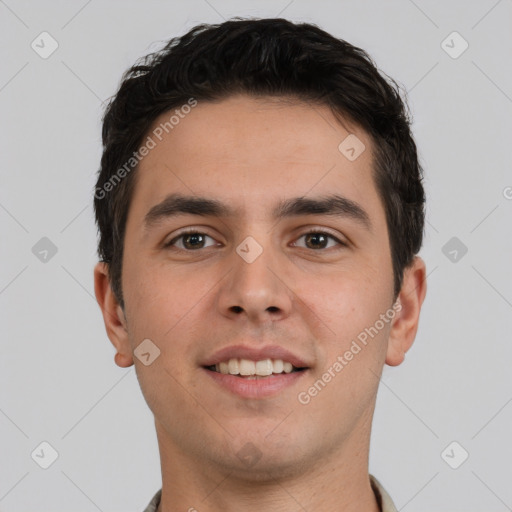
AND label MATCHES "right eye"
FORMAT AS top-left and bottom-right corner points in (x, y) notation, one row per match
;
(164, 230), (220, 251)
